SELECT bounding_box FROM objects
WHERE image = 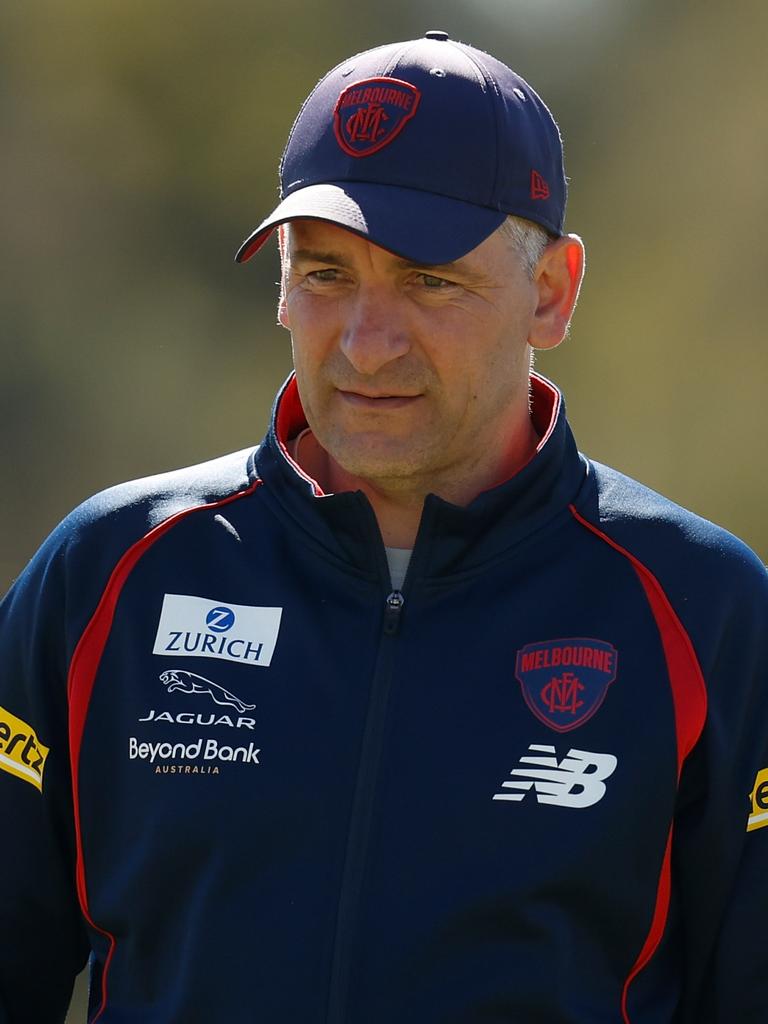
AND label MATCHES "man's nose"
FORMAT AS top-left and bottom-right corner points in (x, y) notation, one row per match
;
(339, 286), (411, 376)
